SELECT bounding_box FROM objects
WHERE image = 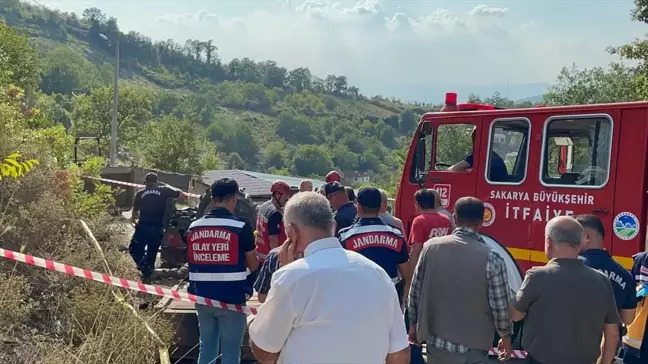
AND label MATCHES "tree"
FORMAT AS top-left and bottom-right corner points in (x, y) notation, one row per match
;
(82, 7), (106, 24)
(277, 110), (315, 144)
(262, 141), (287, 170)
(398, 109), (417, 135)
(543, 63), (641, 106)
(204, 40), (217, 64)
(348, 86), (360, 98)
(331, 145), (359, 171)
(466, 93), (482, 103)
(379, 125), (398, 149)
(287, 67), (312, 91)
(0, 20), (40, 93)
(260, 61), (286, 89)
(333, 76), (348, 95)
(227, 152), (245, 169)
(73, 86), (153, 149)
(137, 115), (217, 174)
(40, 46), (108, 95)
(324, 75), (336, 93)
(484, 91), (515, 108)
(291, 144), (334, 176)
